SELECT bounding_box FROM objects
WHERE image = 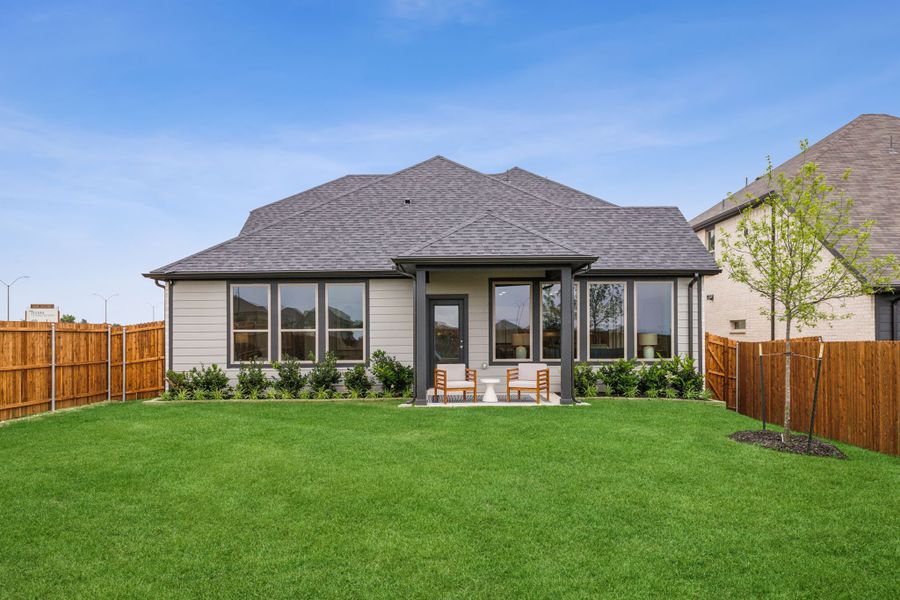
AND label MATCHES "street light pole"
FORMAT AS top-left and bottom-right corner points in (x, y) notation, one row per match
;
(93, 293), (119, 323)
(145, 301), (161, 321)
(1, 275), (30, 320)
